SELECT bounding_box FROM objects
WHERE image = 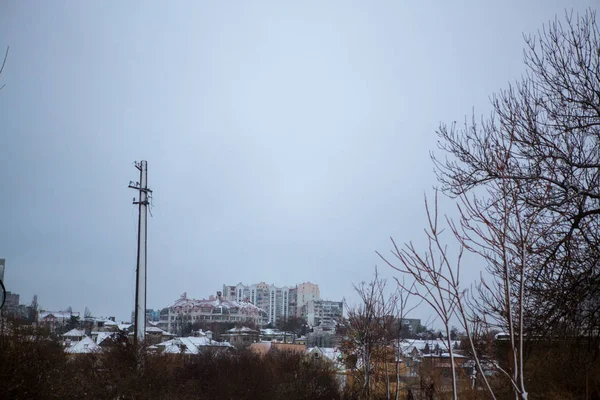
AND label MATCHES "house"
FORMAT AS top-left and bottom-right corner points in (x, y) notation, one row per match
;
(260, 328), (295, 343)
(118, 323), (132, 332)
(221, 326), (259, 346)
(38, 311), (80, 332)
(65, 336), (101, 355)
(152, 336), (233, 355)
(82, 317), (119, 333)
(308, 346), (344, 367)
(307, 347), (347, 388)
(62, 329), (85, 343)
(91, 331), (117, 346)
(125, 325), (174, 344)
(145, 326), (174, 345)
(295, 336), (307, 345)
